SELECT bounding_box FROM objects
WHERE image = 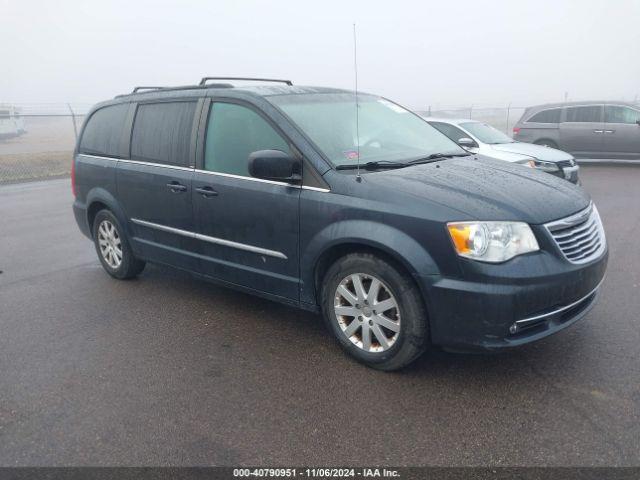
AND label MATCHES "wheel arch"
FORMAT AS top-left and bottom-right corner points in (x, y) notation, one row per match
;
(302, 220), (439, 307)
(85, 188), (129, 239)
(314, 242), (416, 299)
